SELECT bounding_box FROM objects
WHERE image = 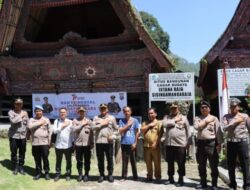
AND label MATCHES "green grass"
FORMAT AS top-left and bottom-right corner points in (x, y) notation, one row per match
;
(0, 138), (102, 190)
